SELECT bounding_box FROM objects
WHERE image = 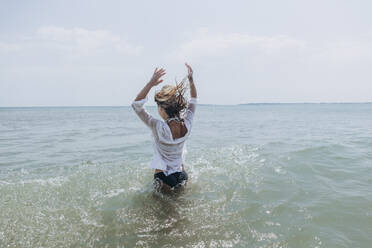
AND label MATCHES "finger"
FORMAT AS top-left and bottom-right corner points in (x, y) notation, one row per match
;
(156, 68), (165, 74)
(155, 72), (165, 78)
(158, 71), (166, 77)
(157, 73), (166, 79)
(155, 72), (166, 80)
